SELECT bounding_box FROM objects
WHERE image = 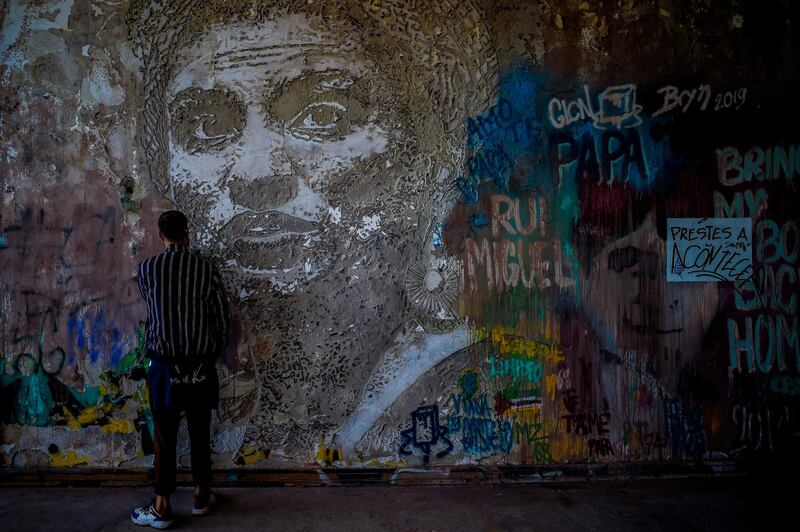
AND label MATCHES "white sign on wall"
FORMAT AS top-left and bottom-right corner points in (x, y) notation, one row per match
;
(666, 218), (752, 283)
